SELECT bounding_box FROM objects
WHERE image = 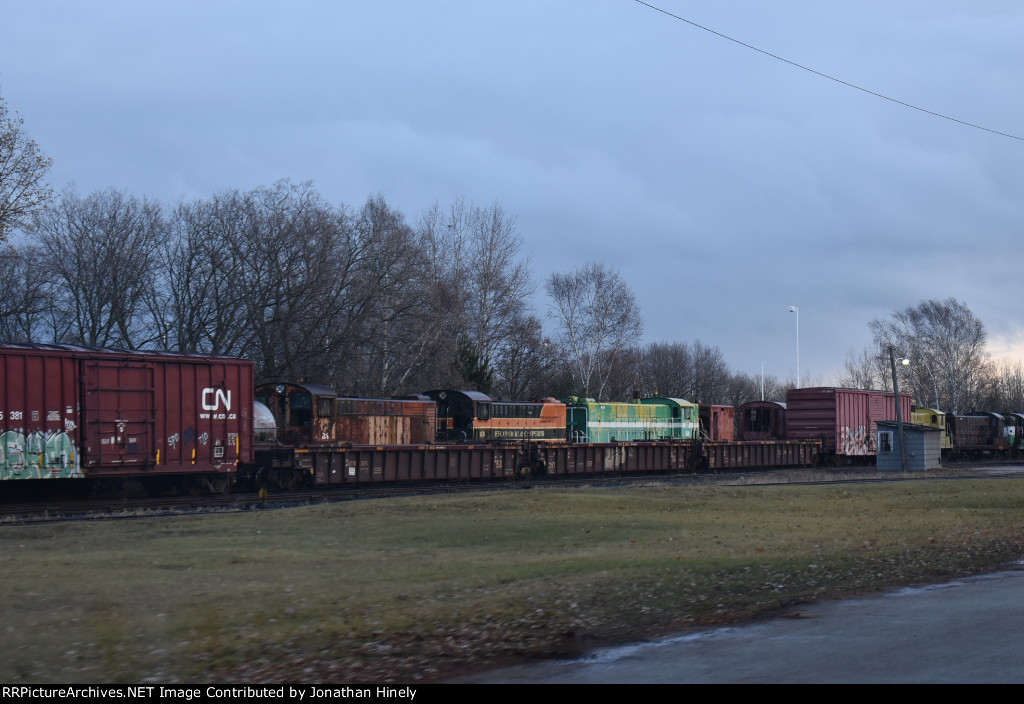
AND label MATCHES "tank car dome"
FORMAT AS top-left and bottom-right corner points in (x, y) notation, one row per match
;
(253, 400), (278, 442)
